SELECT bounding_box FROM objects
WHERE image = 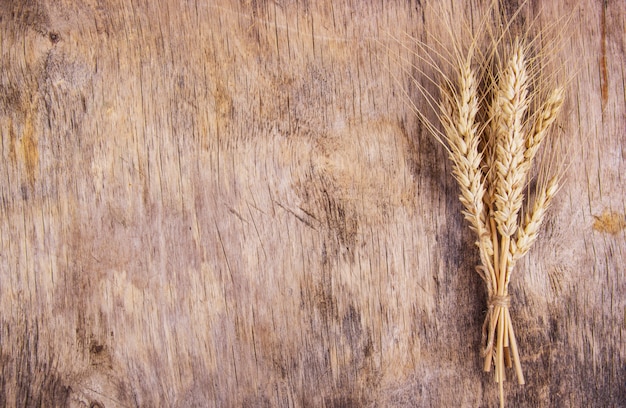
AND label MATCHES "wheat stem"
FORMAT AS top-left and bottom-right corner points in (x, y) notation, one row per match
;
(506, 307), (525, 384)
(408, 15), (565, 406)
